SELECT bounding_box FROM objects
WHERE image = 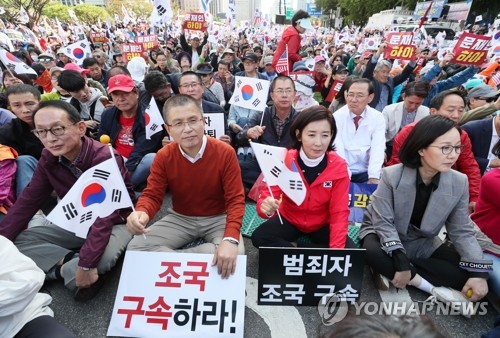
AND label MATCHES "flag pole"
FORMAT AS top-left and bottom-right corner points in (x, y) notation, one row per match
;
(0, 55), (16, 78)
(286, 44), (289, 76)
(106, 144), (146, 239)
